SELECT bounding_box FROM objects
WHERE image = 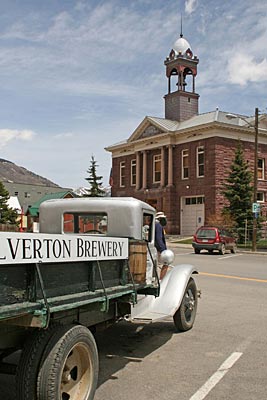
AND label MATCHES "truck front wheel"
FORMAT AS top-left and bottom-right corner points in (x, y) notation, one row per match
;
(173, 278), (198, 332)
(37, 325), (99, 400)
